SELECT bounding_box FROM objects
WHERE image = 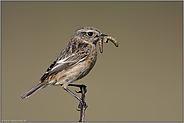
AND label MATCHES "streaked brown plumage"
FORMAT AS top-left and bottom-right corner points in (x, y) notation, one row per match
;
(20, 27), (118, 108)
